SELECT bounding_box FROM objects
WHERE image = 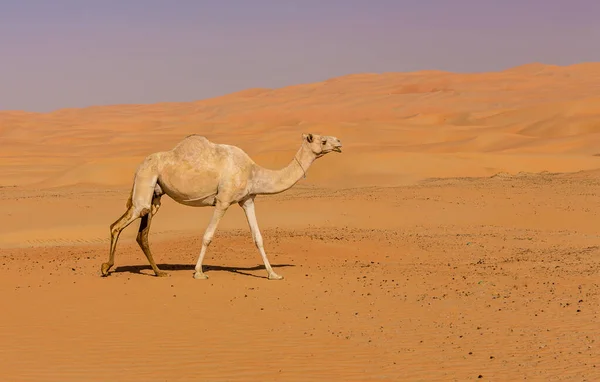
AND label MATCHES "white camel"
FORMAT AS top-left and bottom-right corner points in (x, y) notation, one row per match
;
(101, 133), (342, 280)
